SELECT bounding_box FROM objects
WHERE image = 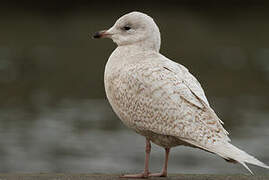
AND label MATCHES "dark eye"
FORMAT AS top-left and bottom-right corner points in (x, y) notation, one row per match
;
(123, 26), (131, 31)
